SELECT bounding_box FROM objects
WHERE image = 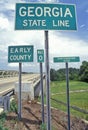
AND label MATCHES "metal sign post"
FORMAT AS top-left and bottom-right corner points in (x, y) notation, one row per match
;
(53, 56), (80, 130)
(18, 62), (22, 120)
(37, 49), (45, 124)
(40, 62), (45, 124)
(45, 31), (51, 130)
(15, 3), (77, 127)
(8, 45), (34, 120)
(66, 62), (70, 130)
